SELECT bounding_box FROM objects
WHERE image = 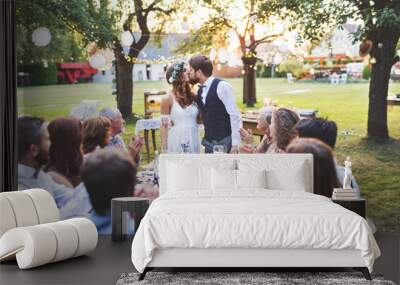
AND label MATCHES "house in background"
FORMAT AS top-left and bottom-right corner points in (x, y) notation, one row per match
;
(311, 23), (361, 58)
(93, 34), (188, 83)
